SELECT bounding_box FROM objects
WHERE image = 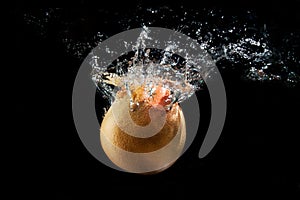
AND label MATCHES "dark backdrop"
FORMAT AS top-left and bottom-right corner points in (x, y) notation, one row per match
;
(13, 1), (300, 198)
